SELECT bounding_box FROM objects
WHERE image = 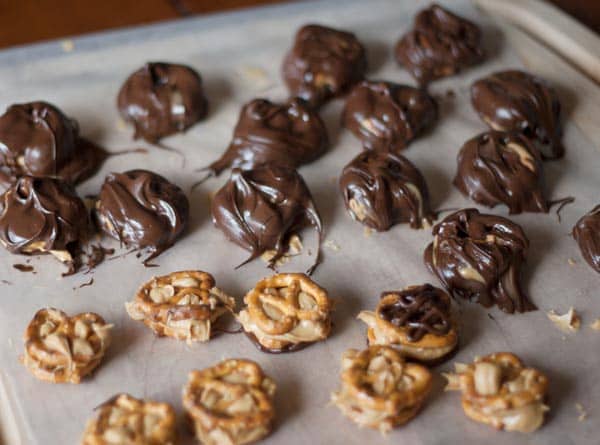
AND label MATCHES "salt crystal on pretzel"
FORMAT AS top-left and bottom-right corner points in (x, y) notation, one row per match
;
(21, 308), (112, 384)
(443, 352), (549, 433)
(237, 273), (332, 353)
(125, 270), (235, 344)
(331, 345), (432, 433)
(183, 358), (276, 445)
